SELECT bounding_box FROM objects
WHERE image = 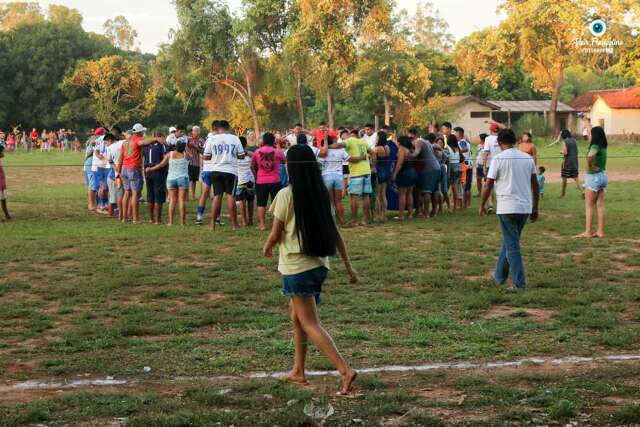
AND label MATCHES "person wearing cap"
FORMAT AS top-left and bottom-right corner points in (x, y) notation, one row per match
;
(481, 120), (505, 213)
(142, 132), (168, 224)
(116, 123), (154, 224)
(166, 126), (178, 152)
(91, 127), (110, 214)
(187, 125), (205, 201)
(480, 128), (539, 291)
